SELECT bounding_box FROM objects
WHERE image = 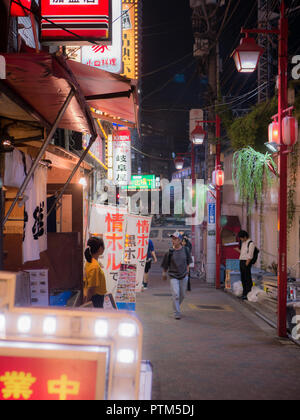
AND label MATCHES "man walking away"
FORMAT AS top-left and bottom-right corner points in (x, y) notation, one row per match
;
(161, 232), (193, 319)
(237, 230), (255, 300)
(142, 238), (157, 290)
